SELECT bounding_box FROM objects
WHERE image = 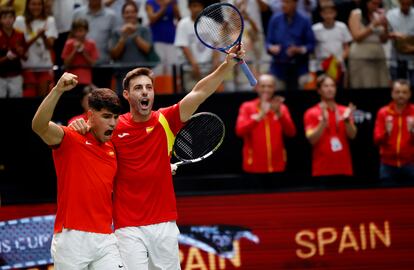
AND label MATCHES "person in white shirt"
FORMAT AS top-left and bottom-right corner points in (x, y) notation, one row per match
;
(312, 1), (352, 87)
(174, 0), (219, 92)
(14, 0), (58, 96)
(386, 0), (414, 86)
